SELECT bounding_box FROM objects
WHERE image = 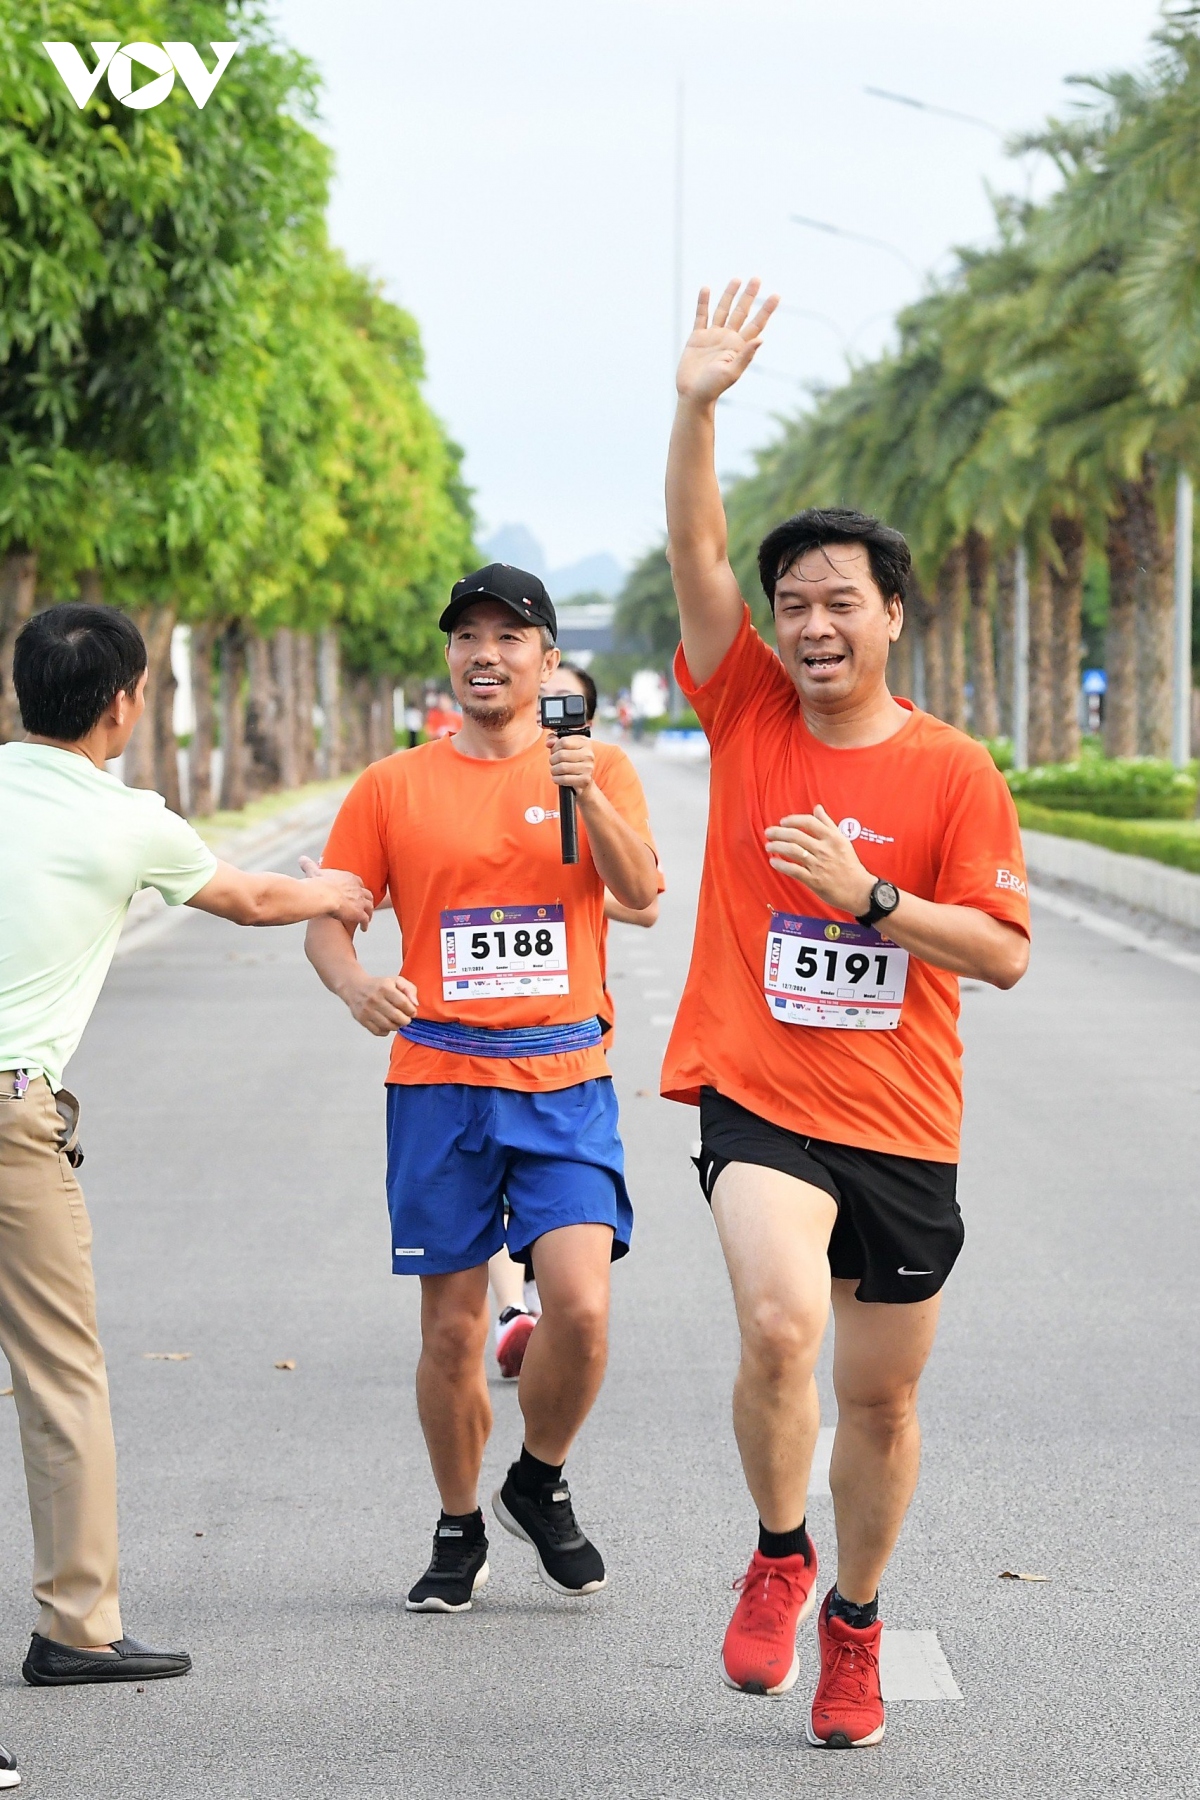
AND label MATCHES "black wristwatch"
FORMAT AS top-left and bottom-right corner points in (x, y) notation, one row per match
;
(856, 879), (900, 930)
